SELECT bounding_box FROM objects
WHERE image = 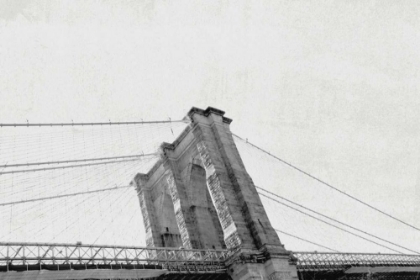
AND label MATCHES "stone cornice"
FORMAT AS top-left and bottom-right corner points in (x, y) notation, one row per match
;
(188, 106), (233, 124)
